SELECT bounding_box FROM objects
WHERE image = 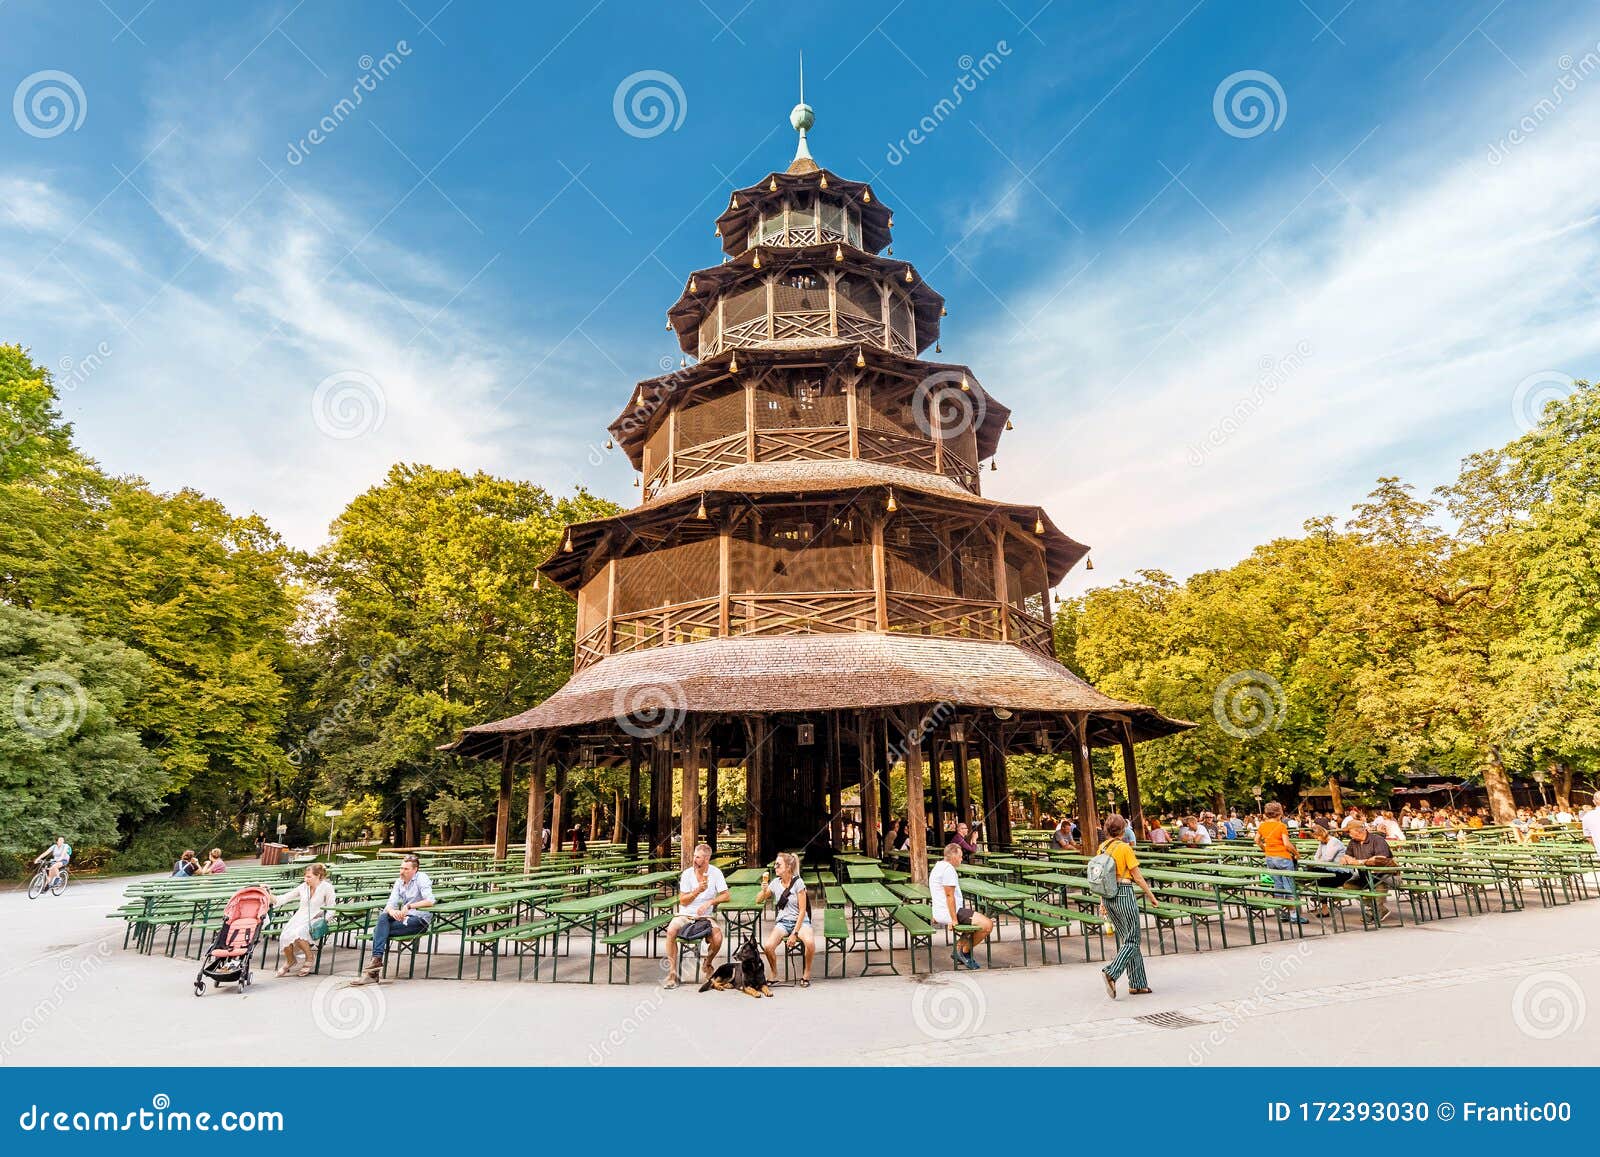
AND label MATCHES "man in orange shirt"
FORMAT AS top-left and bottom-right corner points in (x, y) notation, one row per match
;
(1255, 801), (1307, 926)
